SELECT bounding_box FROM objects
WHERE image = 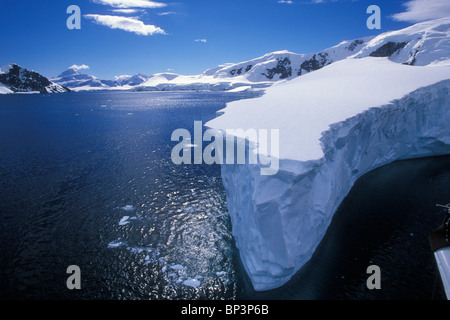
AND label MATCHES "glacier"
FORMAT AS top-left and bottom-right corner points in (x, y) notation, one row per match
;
(206, 57), (450, 291)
